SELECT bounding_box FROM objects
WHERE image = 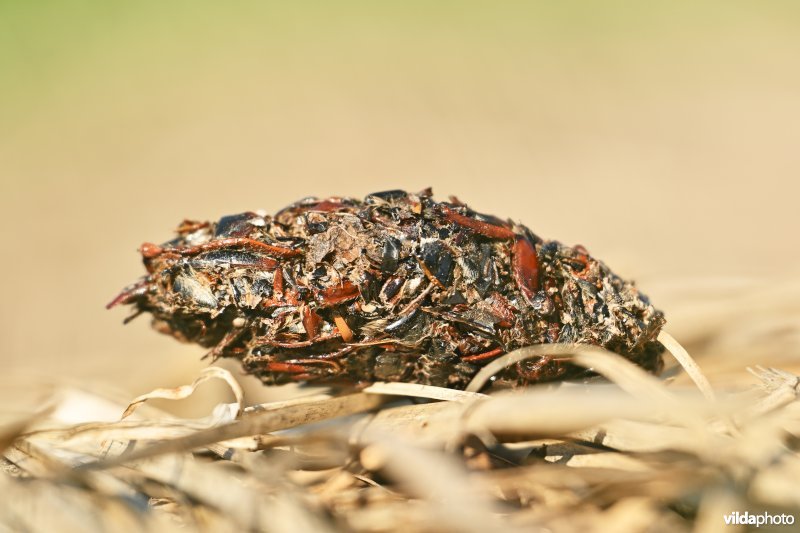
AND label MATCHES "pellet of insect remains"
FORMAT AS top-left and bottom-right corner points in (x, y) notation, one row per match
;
(110, 188), (666, 390)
